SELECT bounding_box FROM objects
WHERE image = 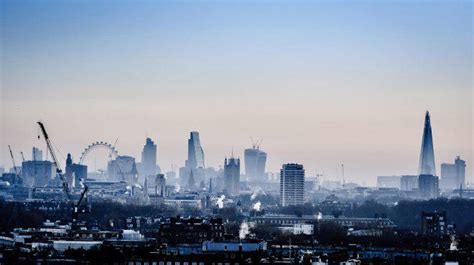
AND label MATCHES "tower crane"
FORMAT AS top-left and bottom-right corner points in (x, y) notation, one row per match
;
(37, 121), (70, 199)
(8, 145), (20, 177)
